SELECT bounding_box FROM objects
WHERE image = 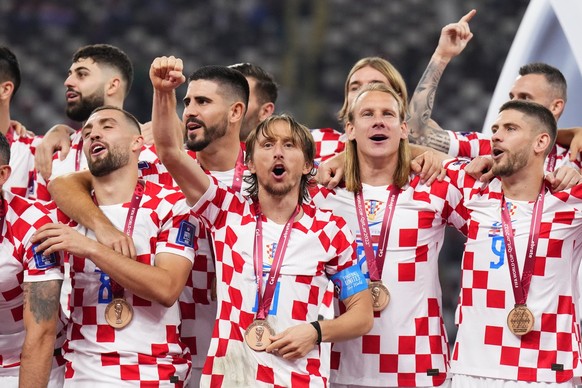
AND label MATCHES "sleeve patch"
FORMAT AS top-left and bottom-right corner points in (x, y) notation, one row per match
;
(33, 244), (59, 269)
(330, 265), (367, 300)
(176, 220), (195, 248)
